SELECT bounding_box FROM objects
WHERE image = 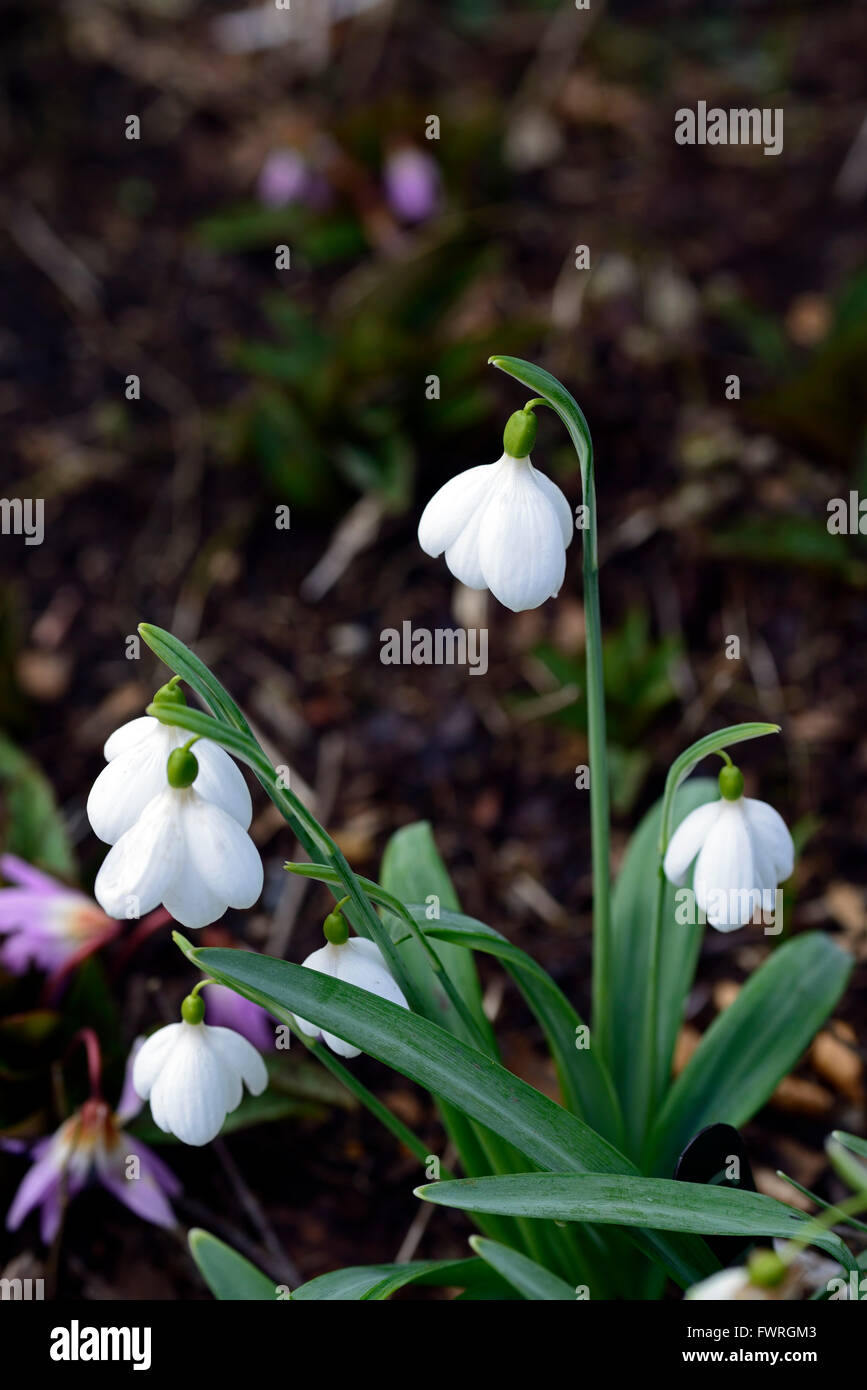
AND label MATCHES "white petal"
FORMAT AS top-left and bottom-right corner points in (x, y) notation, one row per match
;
(132, 1023), (184, 1098)
(443, 492), (494, 589)
(338, 938), (410, 1011)
(663, 800), (723, 885)
(191, 740), (253, 829)
(297, 943), (362, 1057)
(321, 1031), (362, 1059)
(87, 727), (177, 844)
(206, 1025), (268, 1096)
(477, 459), (566, 610)
(417, 464), (496, 557)
(743, 798), (794, 883)
(93, 789), (183, 920)
(184, 795), (263, 911)
(151, 1025), (232, 1146)
(686, 1268), (751, 1301)
(529, 463), (574, 548)
(104, 716), (160, 761)
(693, 802), (756, 930)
